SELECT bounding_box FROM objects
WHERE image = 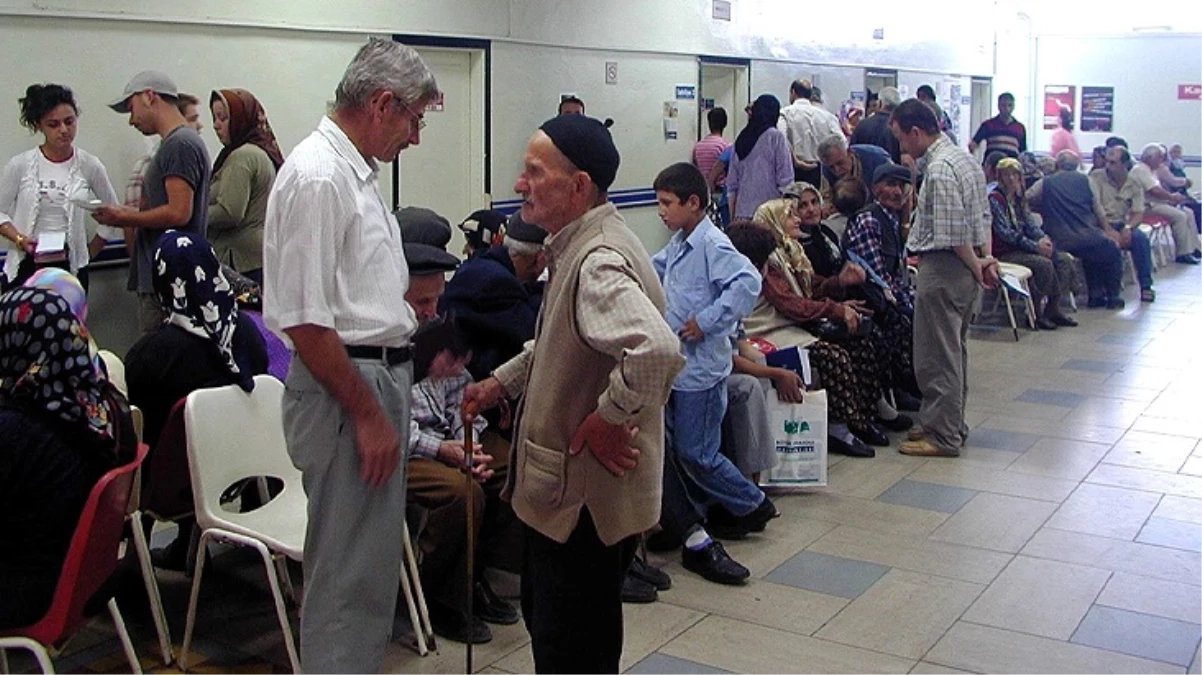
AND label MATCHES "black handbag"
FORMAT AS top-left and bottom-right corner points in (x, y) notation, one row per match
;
(804, 314), (874, 343)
